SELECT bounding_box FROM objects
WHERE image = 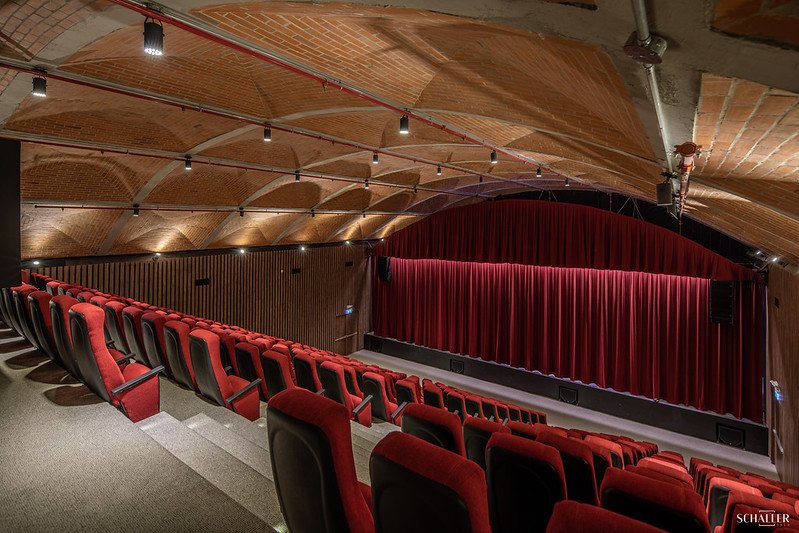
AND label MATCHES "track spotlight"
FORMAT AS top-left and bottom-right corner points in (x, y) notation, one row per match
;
(299, 245), (307, 252)
(536, 166), (542, 178)
(399, 114), (410, 135)
(771, 256), (779, 263)
(239, 207), (244, 217)
(436, 166), (442, 176)
(295, 170), (301, 182)
(155, 252), (161, 257)
(362, 211), (367, 218)
(263, 127), (272, 142)
(143, 18), (164, 56)
(345, 240), (351, 245)
(33, 260), (40, 266)
(31, 76), (47, 97)
(184, 156), (192, 170)
(372, 152), (379, 165)
(239, 248), (246, 254)
(364, 179), (370, 190)
(564, 178), (570, 187)
(311, 209), (315, 218)
(132, 205), (140, 217)
(490, 150), (498, 164)
(413, 185), (417, 193)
